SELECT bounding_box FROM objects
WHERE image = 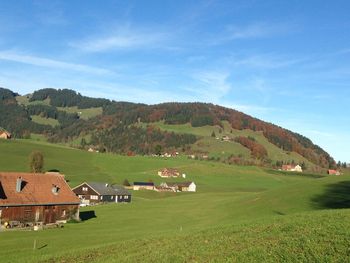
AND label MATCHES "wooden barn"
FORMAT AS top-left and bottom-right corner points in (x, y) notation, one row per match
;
(72, 182), (131, 205)
(0, 172), (80, 227)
